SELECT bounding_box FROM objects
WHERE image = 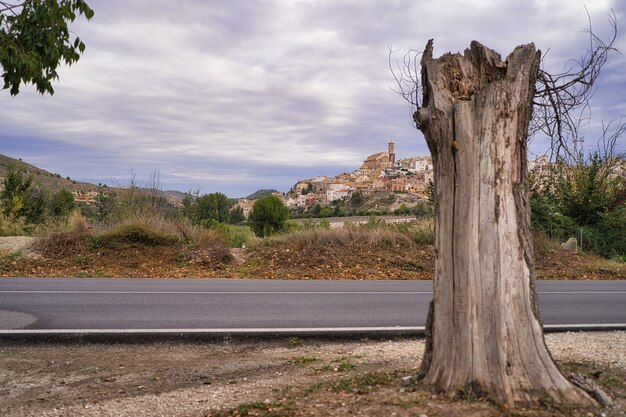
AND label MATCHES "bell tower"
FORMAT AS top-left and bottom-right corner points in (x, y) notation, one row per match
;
(388, 140), (395, 165)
